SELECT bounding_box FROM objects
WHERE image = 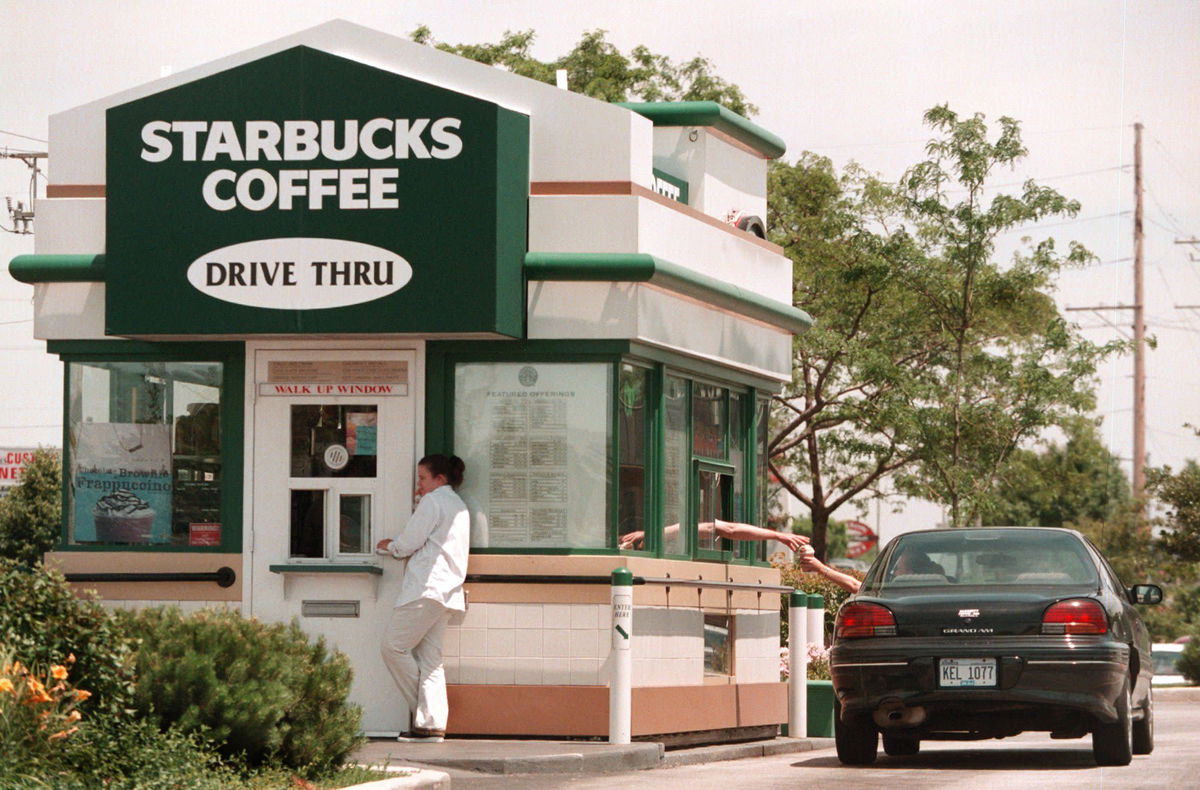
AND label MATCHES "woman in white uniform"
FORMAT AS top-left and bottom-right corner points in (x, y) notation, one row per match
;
(376, 454), (470, 742)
